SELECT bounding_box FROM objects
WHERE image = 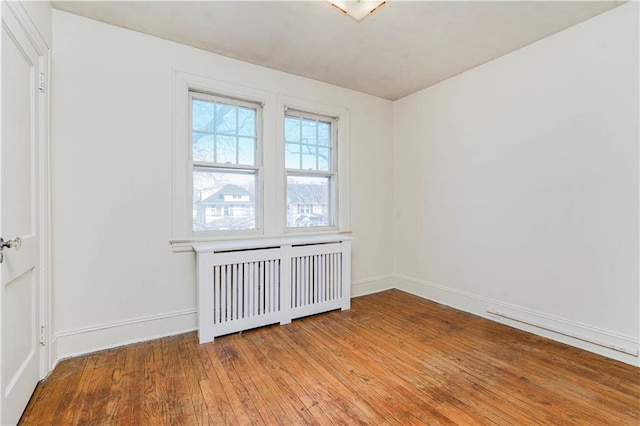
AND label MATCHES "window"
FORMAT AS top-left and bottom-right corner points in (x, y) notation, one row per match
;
(190, 91), (261, 233)
(171, 71), (350, 247)
(285, 110), (337, 229)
